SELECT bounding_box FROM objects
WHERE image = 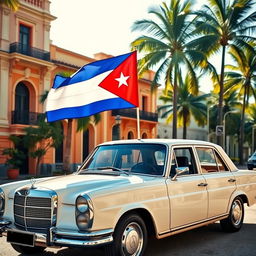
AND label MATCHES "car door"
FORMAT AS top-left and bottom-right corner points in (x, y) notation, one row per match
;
(166, 146), (208, 230)
(195, 146), (237, 218)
